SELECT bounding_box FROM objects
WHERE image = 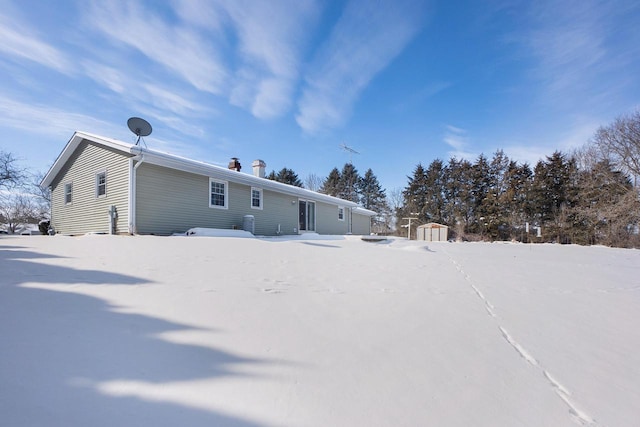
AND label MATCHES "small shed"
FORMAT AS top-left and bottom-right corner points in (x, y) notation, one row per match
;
(416, 223), (448, 242)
